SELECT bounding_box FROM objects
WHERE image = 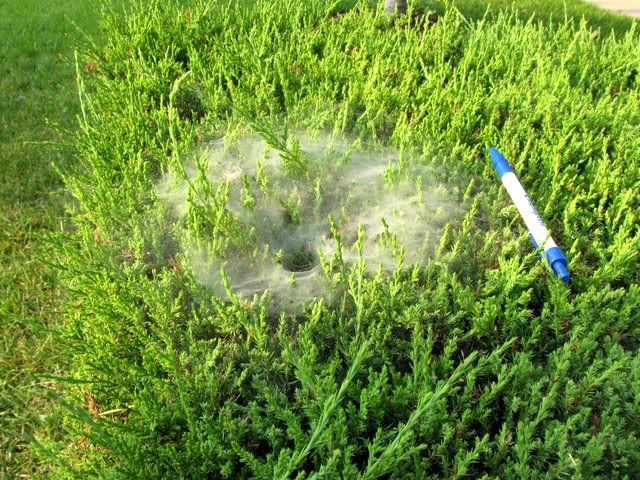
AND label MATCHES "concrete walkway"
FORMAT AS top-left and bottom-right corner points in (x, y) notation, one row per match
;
(588, 0), (640, 17)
